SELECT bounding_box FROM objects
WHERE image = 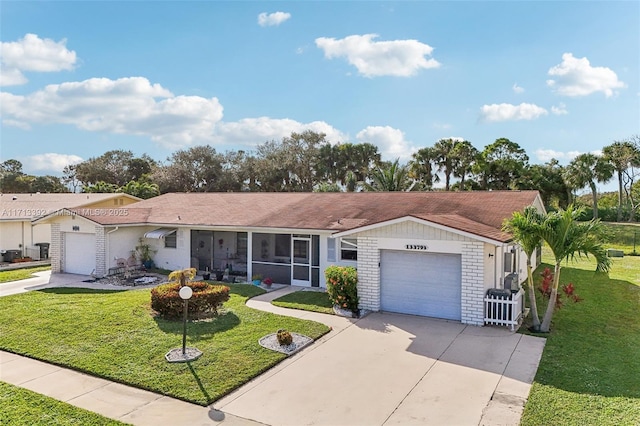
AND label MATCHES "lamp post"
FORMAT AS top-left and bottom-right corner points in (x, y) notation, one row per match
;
(165, 285), (202, 363)
(179, 285), (193, 355)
